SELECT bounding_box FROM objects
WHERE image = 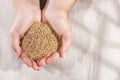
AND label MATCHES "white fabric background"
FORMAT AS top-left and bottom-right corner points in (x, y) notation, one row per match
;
(0, 0), (120, 80)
